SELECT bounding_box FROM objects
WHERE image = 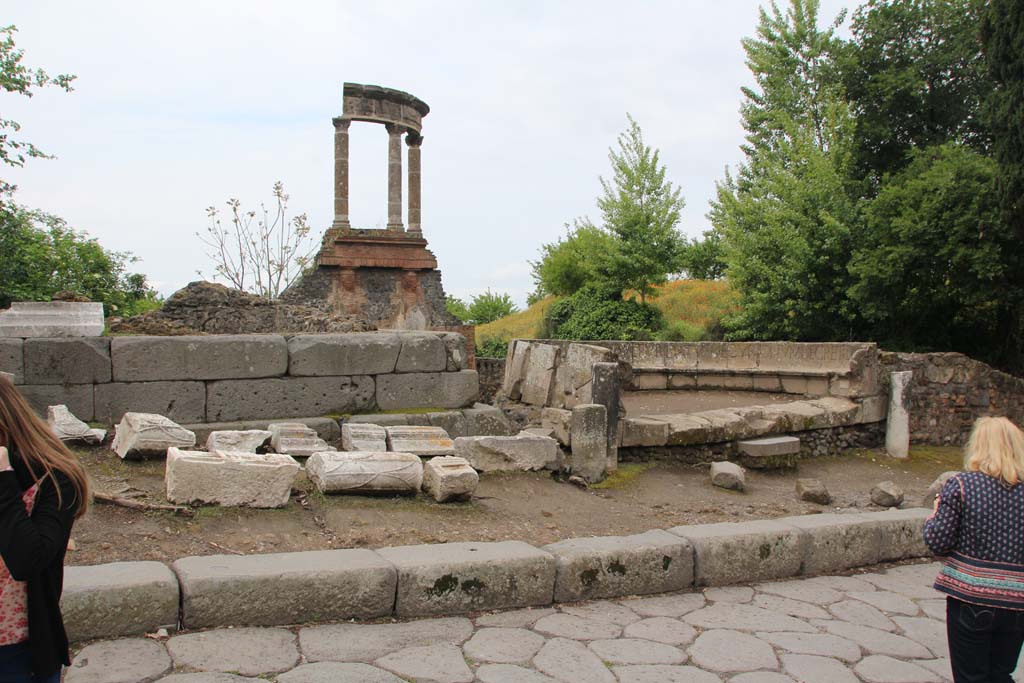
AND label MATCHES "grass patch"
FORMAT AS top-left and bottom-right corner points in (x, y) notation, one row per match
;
(591, 462), (656, 489)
